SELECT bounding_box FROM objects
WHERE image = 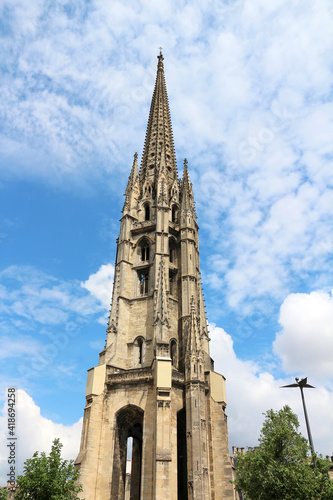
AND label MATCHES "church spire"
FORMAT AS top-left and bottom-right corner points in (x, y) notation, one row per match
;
(140, 51), (177, 186)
